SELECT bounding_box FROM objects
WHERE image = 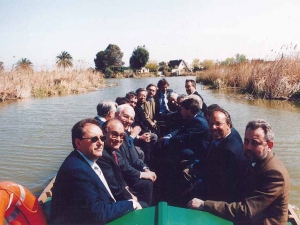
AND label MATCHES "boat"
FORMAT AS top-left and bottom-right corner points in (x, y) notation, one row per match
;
(5, 176), (298, 225)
